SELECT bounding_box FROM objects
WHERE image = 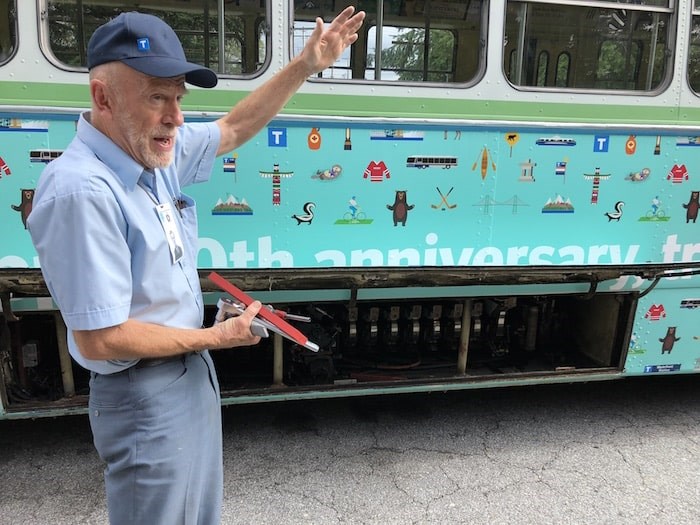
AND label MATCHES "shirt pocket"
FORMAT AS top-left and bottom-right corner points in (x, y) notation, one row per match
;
(175, 191), (198, 255)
